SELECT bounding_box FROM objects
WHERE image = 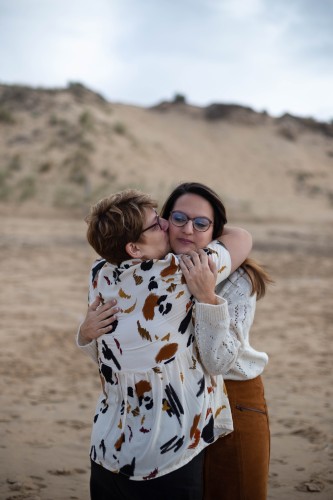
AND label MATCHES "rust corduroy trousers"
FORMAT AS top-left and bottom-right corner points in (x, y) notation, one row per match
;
(204, 375), (270, 500)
